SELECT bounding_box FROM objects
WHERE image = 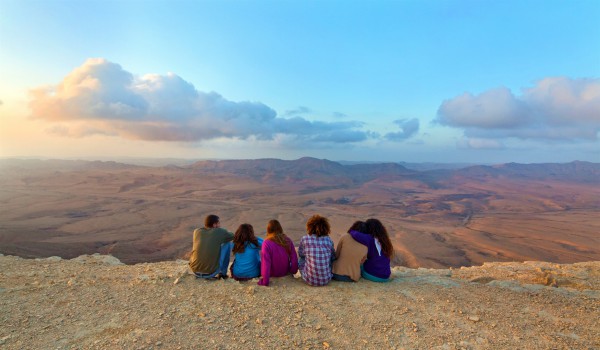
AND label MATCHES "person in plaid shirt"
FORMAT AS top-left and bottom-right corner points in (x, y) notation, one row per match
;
(298, 214), (336, 286)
